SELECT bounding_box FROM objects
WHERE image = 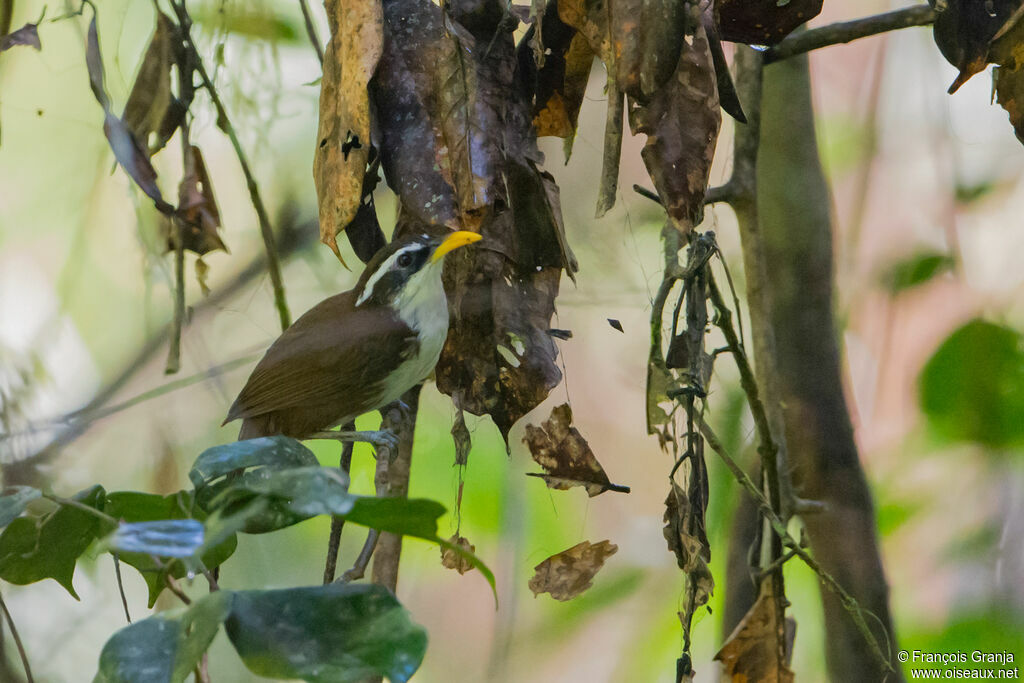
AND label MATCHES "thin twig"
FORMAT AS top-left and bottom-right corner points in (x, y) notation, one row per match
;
(0, 588), (34, 683)
(633, 183), (734, 207)
(323, 423), (355, 584)
(297, 0), (324, 65)
(114, 555), (132, 623)
(764, 5), (935, 64)
(164, 575), (192, 605)
(699, 421), (893, 673)
(170, 0), (291, 331)
(41, 493), (119, 526)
